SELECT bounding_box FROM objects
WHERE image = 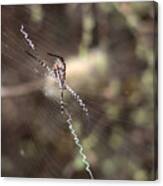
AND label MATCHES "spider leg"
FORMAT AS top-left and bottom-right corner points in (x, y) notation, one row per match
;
(25, 50), (37, 60)
(60, 89), (65, 114)
(26, 50), (51, 72)
(66, 85), (89, 116)
(47, 52), (64, 62)
(55, 68), (65, 114)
